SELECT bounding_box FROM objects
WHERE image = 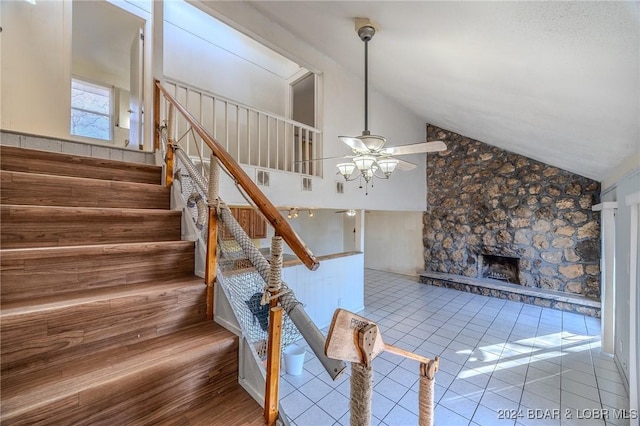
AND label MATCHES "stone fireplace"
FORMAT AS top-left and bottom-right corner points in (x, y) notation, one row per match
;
(420, 125), (601, 316)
